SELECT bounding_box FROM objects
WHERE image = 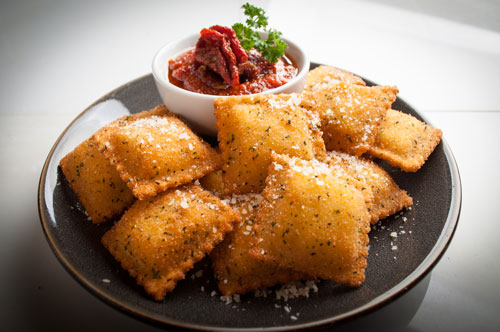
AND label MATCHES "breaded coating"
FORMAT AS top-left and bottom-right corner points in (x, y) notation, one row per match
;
(93, 105), (222, 200)
(304, 82), (398, 156)
(304, 65), (366, 91)
(59, 136), (134, 223)
(199, 170), (224, 197)
(101, 184), (240, 301)
(211, 194), (309, 295)
(368, 109), (443, 172)
(250, 154), (370, 287)
(326, 151), (413, 223)
(214, 93), (326, 195)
